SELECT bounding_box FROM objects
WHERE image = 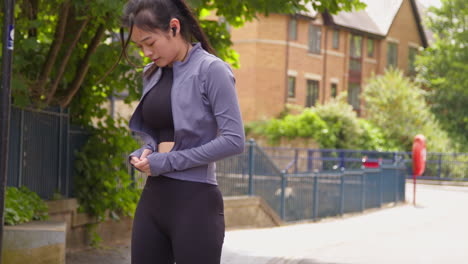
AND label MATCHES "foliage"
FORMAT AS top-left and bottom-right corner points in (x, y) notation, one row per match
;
(0, 0), (365, 115)
(0, 0), (140, 112)
(74, 117), (141, 222)
(5, 186), (48, 226)
(86, 223), (103, 248)
(415, 0), (468, 151)
(248, 99), (394, 151)
(357, 119), (398, 152)
(363, 68), (453, 153)
(262, 108), (331, 146)
(315, 100), (396, 151)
